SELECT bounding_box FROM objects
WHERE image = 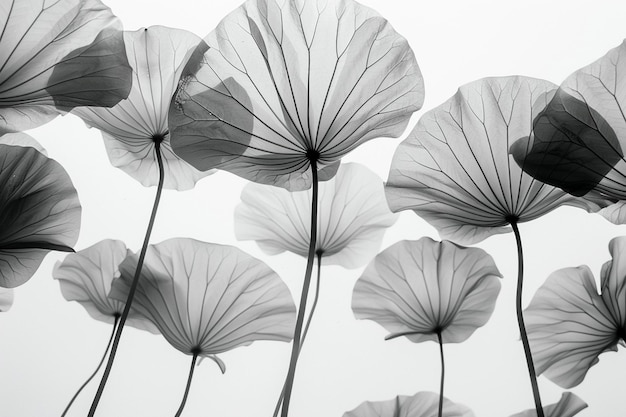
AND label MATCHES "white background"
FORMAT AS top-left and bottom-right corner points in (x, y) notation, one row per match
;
(2, 0), (626, 416)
